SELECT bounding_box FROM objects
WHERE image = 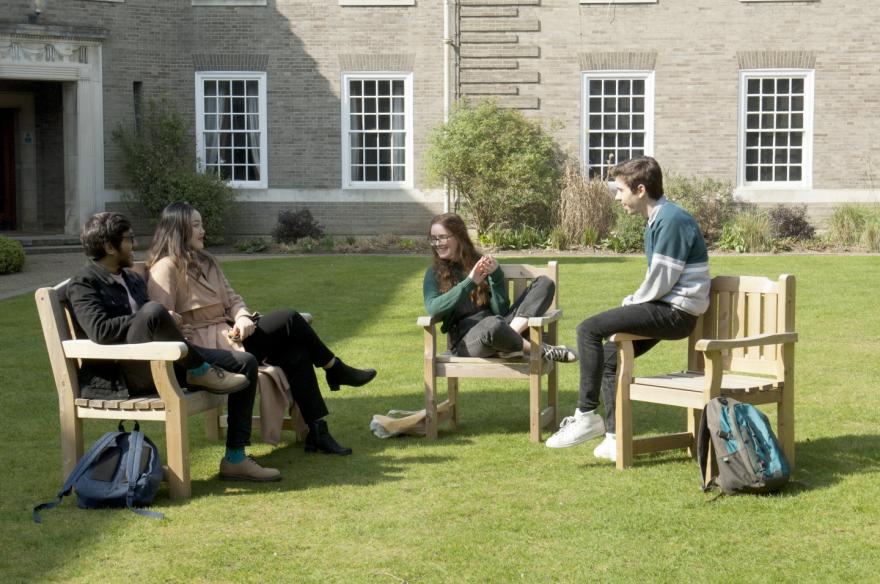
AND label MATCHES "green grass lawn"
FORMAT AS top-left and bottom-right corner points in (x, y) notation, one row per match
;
(1, 254), (879, 583)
